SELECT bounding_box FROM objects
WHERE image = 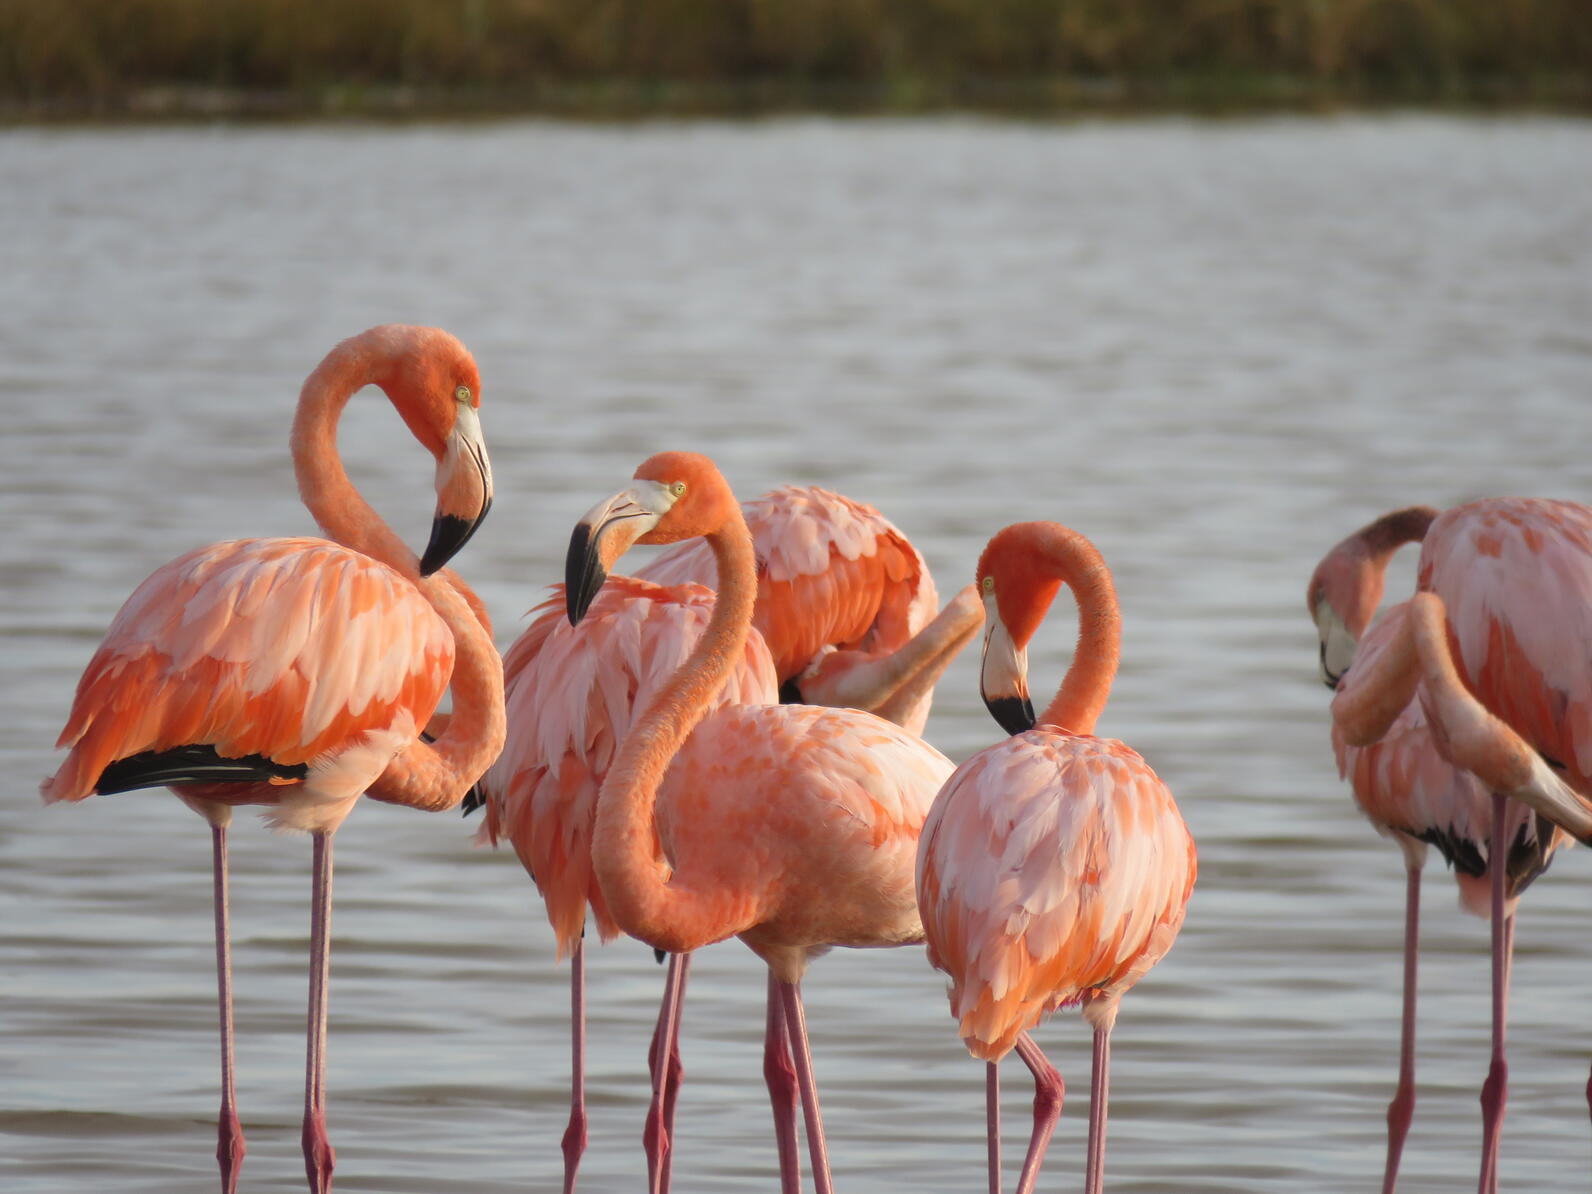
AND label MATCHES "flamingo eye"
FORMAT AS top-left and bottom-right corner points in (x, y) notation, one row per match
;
(670, 481), (687, 498)
(981, 575), (995, 594)
(454, 384), (472, 403)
